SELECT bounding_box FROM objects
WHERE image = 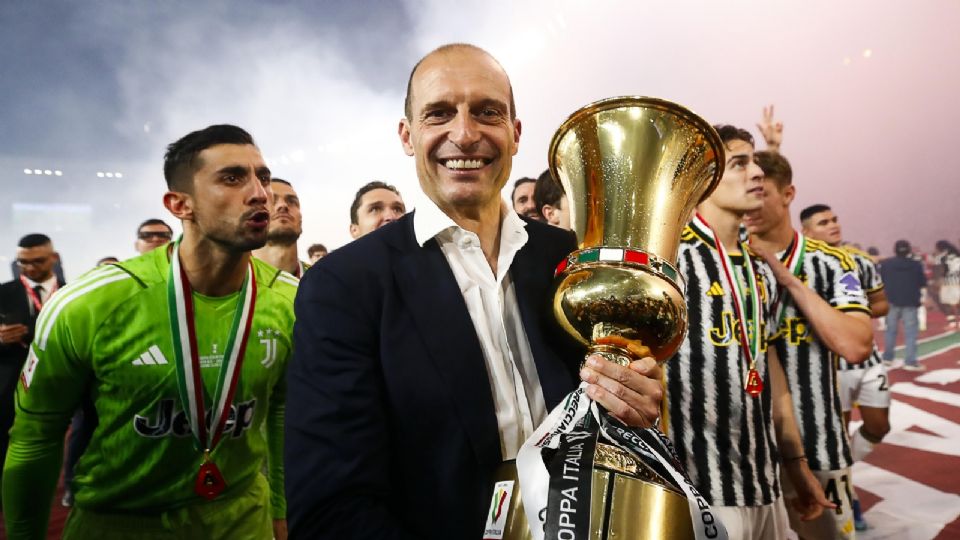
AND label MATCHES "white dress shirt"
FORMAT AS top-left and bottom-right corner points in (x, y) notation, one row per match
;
(21, 274), (58, 313)
(413, 196), (548, 460)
